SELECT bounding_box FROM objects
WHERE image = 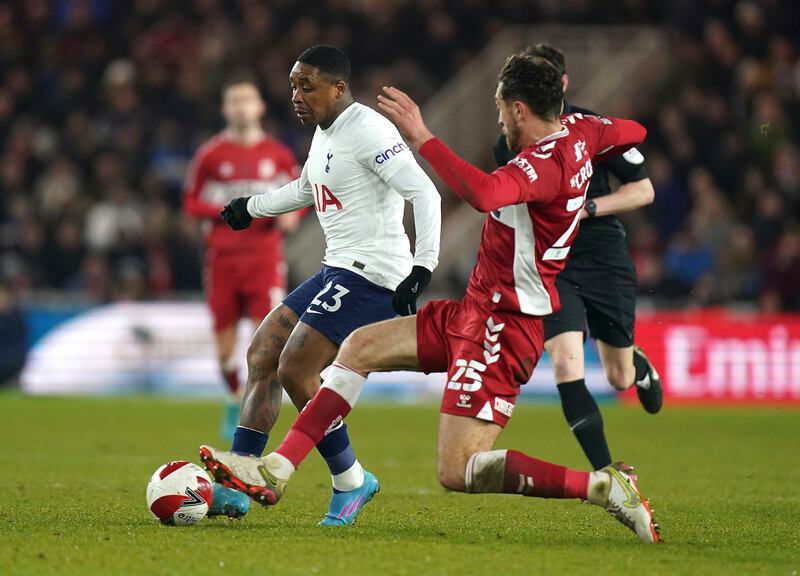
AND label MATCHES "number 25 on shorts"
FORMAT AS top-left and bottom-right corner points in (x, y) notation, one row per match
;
(447, 359), (486, 392)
